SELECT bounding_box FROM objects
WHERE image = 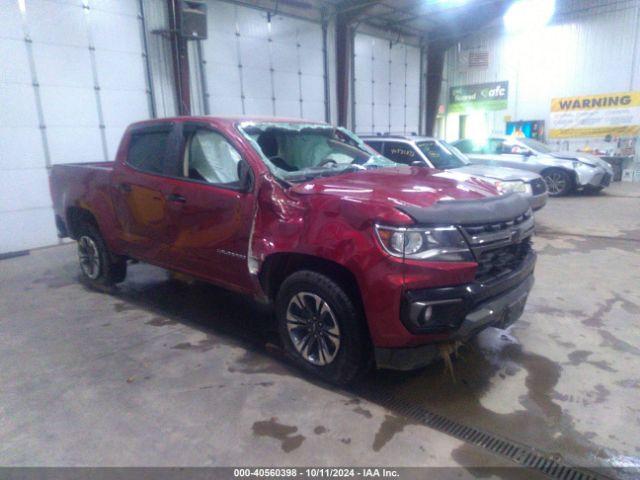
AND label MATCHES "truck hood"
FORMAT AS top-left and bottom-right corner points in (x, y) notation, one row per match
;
(290, 166), (498, 211)
(453, 164), (540, 182)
